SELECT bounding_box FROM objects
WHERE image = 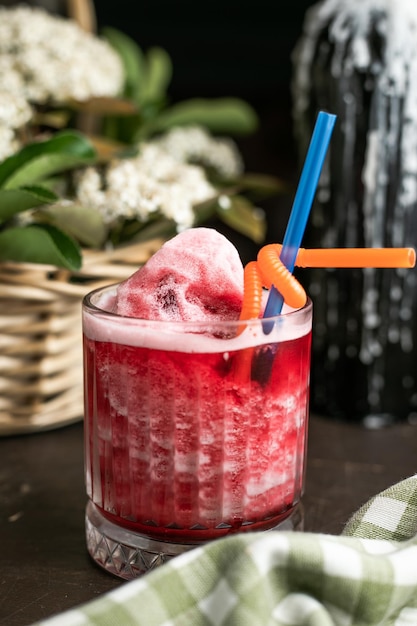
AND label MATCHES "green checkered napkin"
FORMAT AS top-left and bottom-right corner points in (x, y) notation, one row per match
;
(35, 475), (417, 626)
